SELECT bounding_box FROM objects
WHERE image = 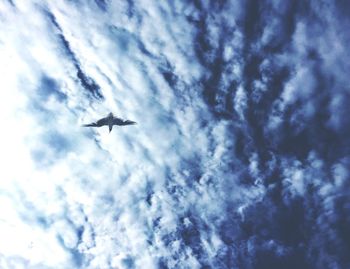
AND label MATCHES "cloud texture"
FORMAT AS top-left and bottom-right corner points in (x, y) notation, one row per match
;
(0, 0), (349, 268)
